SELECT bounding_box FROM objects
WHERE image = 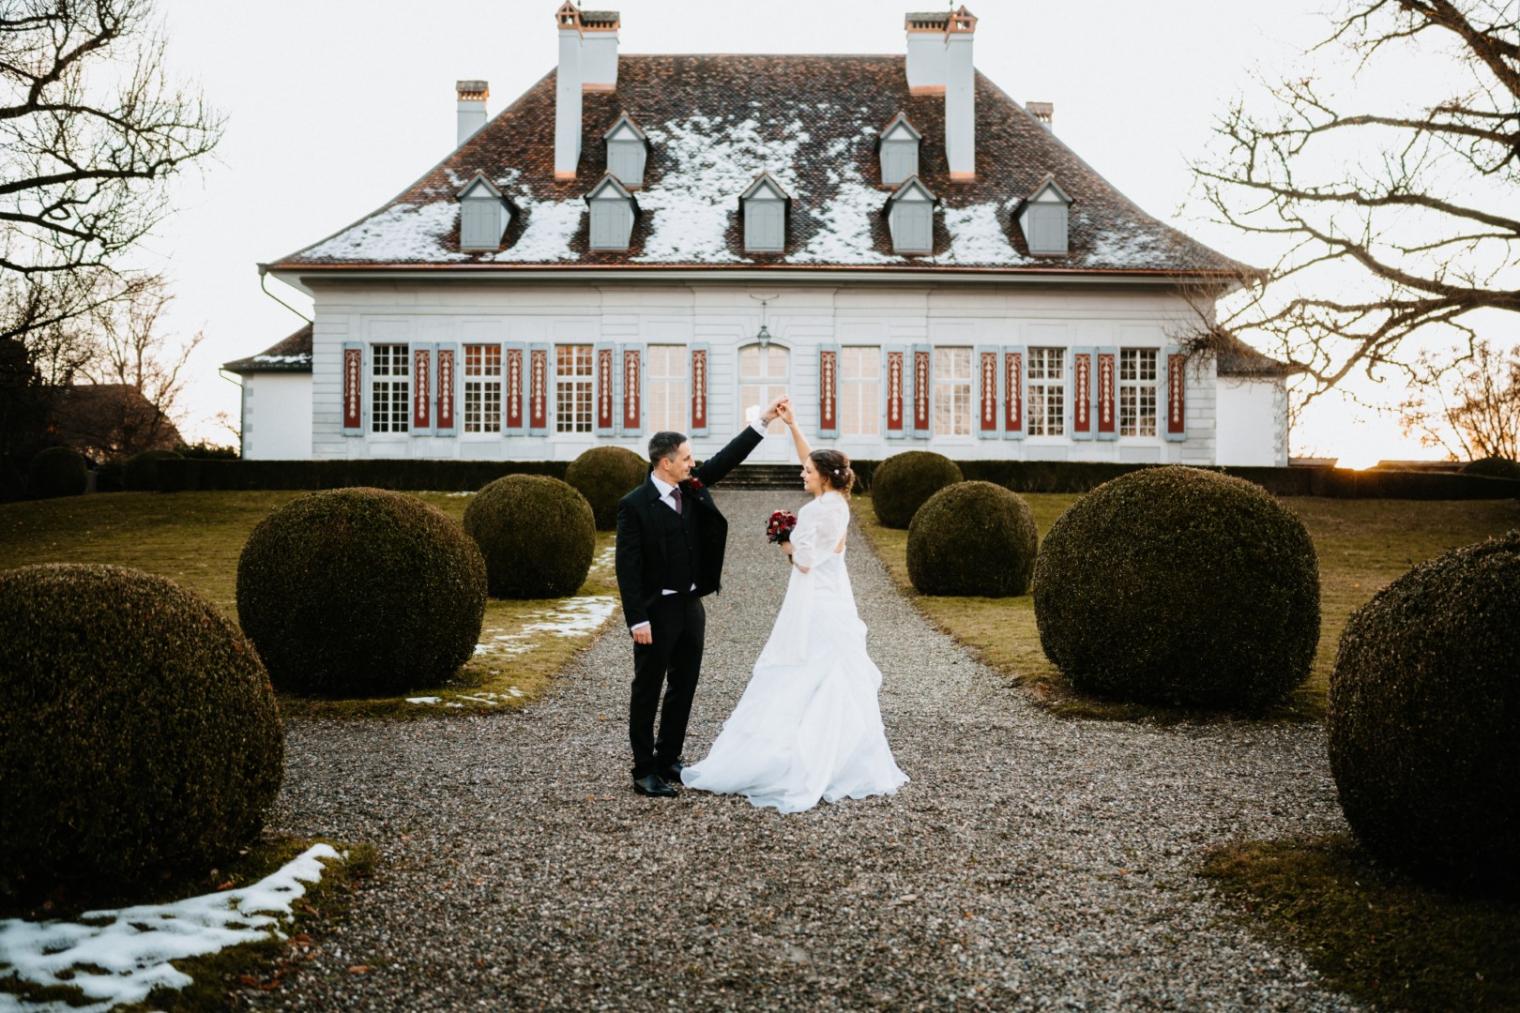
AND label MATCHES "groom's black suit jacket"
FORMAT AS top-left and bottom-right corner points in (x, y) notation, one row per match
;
(615, 426), (763, 630)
